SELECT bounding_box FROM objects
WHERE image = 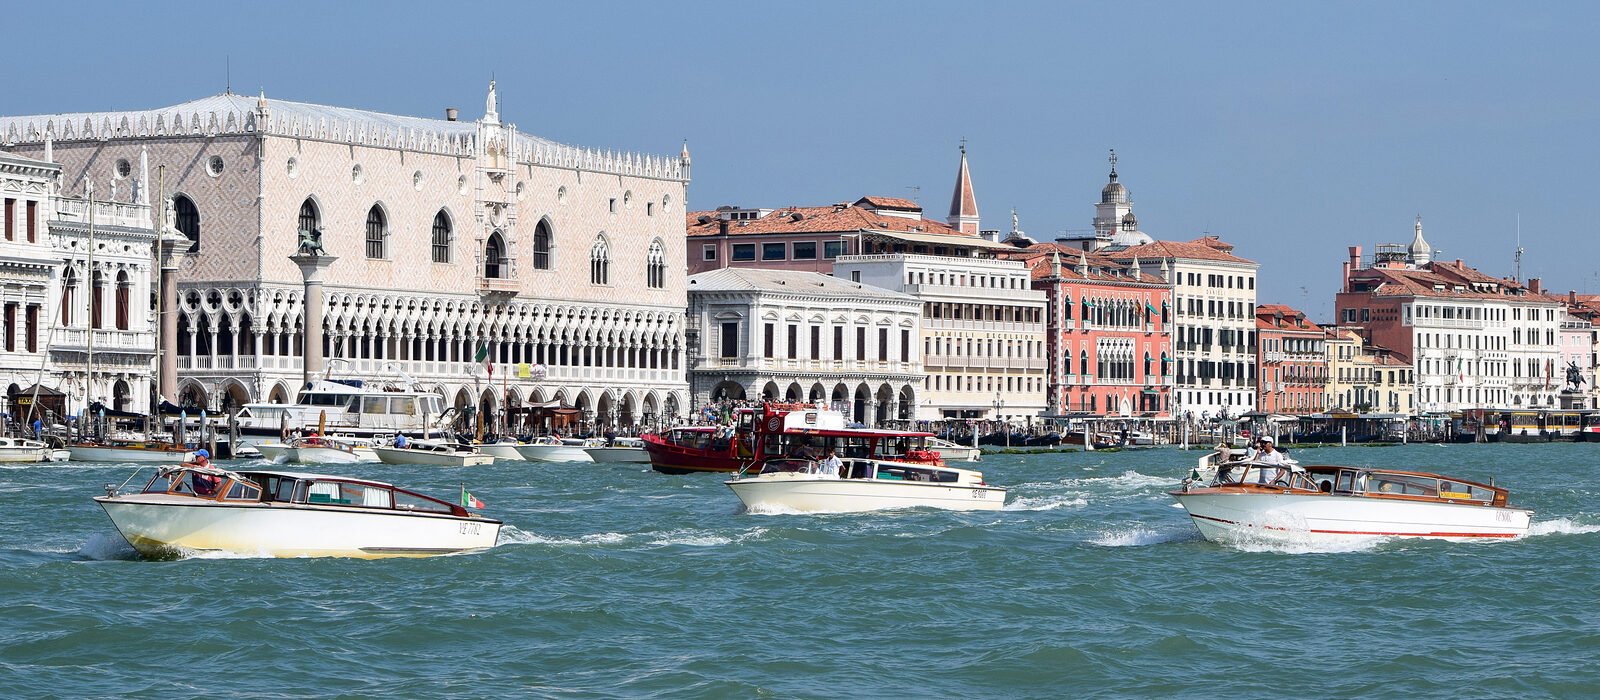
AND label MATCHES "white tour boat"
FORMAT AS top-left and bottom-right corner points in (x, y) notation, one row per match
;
(725, 457), (1006, 513)
(233, 370), (450, 439)
(583, 437), (651, 464)
(514, 436), (595, 463)
(925, 436), (982, 462)
(255, 435), (381, 464)
(96, 465), (501, 558)
(371, 439), (494, 467)
(1172, 463), (1532, 543)
(0, 436), (68, 463)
